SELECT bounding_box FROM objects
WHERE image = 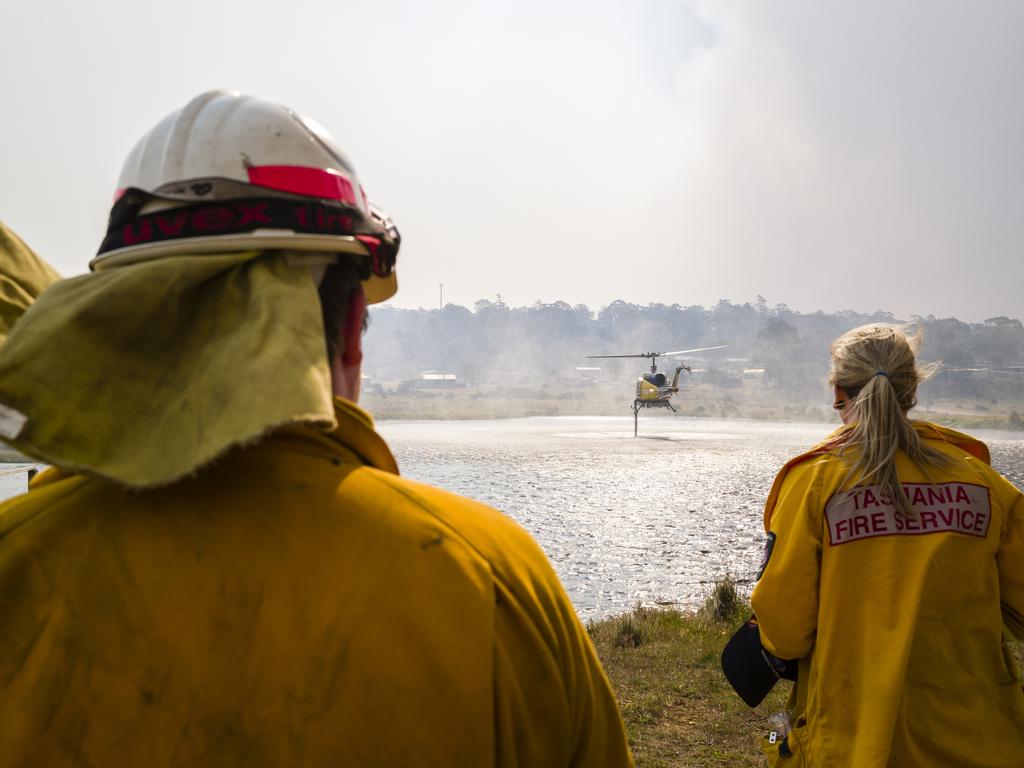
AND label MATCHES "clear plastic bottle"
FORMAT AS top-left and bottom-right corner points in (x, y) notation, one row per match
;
(766, 710), (792, 745)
